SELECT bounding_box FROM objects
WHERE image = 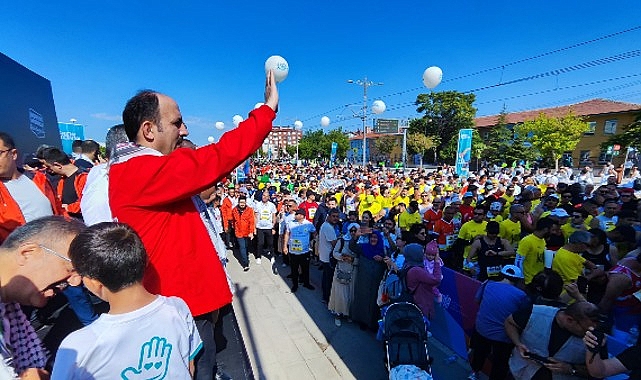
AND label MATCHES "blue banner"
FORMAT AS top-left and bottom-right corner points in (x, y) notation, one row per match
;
(455, 128), (473, 177)
(330, 142), (338, 168)
(58, 122), (85, 155)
